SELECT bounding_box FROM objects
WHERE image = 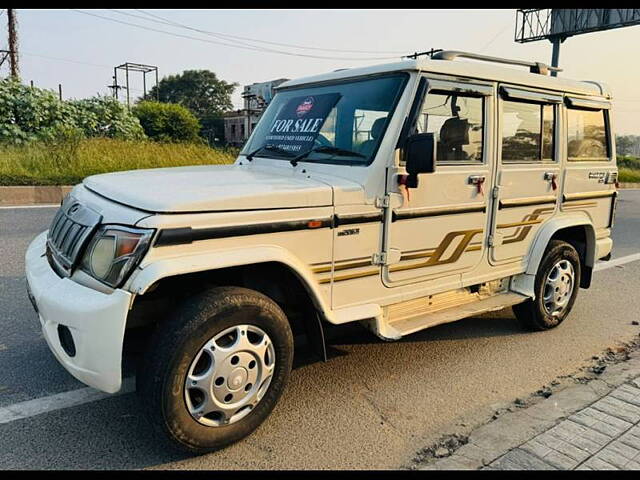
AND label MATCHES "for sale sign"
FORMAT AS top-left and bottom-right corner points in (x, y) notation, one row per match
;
(264, 93), (341, 153)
